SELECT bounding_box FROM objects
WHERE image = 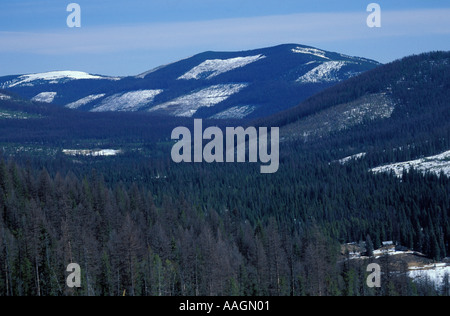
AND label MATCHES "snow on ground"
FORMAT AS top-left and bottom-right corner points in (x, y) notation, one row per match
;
(291, 46), (330, 60)
(91, 90), (163, 112)
(408, 264), (450, 289)
(289, 93), (395, 141)
(371, 150), (450, 178)
(0, 112), (11, 118)
(373, 248), (416, 259)
(0, 111), (20, 119)
(65, 94), (106, 109)
(5, 71), (119, 88)
(62, 149), (122, 157)
(297, 61), (348, 83)
(31, 92), (57, 103)
(149, 84), (248, 117)
(340, 98), (395, 126)
(178, 55), (266, 80)
(0, 93), (11, 100)
(343, 241), (450, 289)
(338, 152), (367, 164)
(210, 105), (256, 119)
